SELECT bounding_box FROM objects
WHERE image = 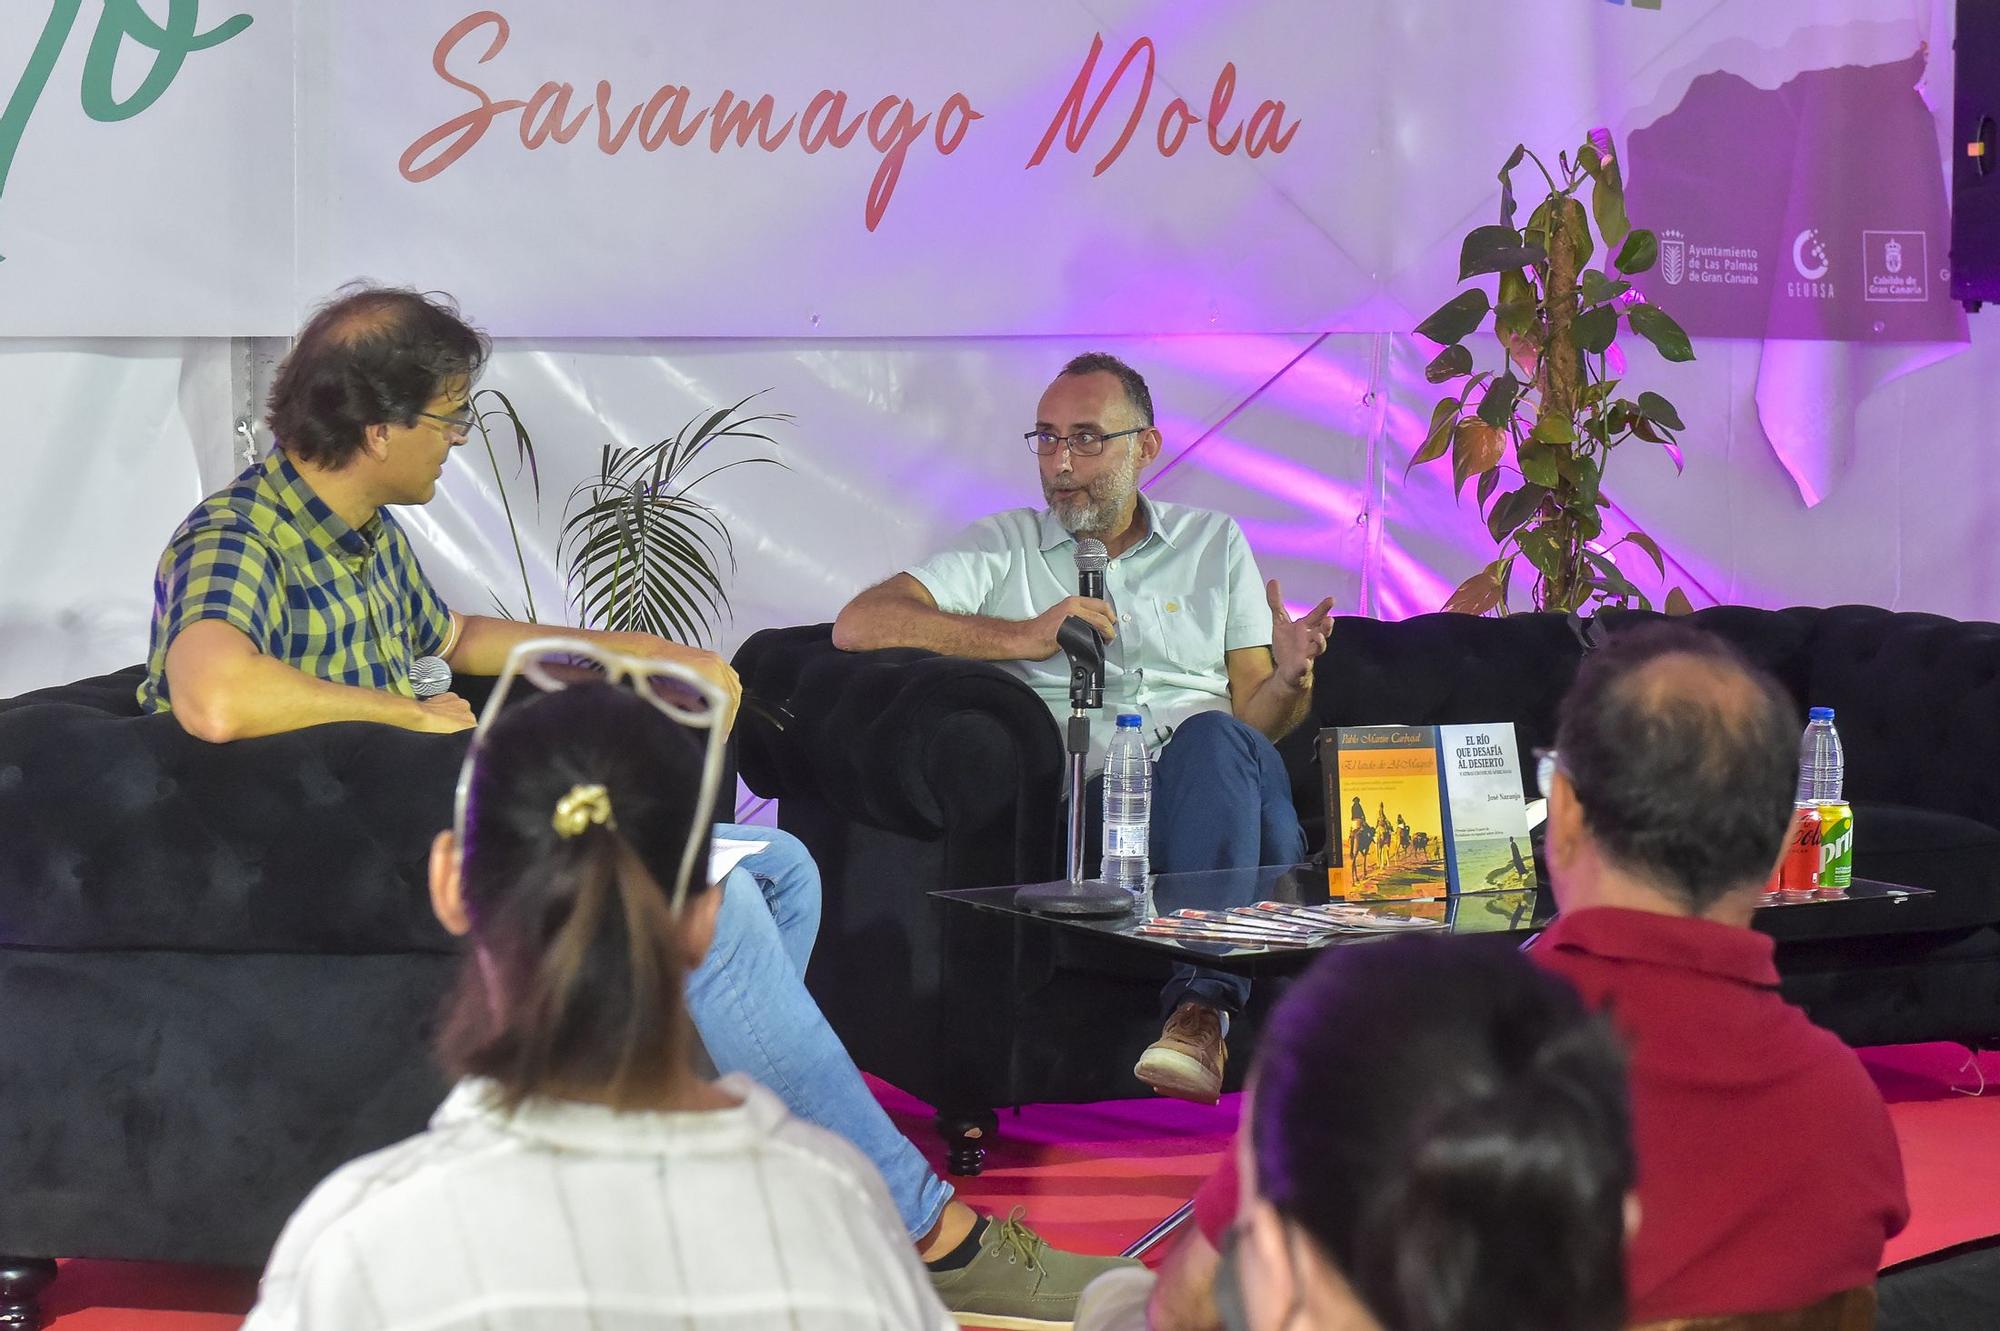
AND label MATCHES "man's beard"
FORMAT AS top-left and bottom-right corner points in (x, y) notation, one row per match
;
(1044, 452), (1138, 536)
